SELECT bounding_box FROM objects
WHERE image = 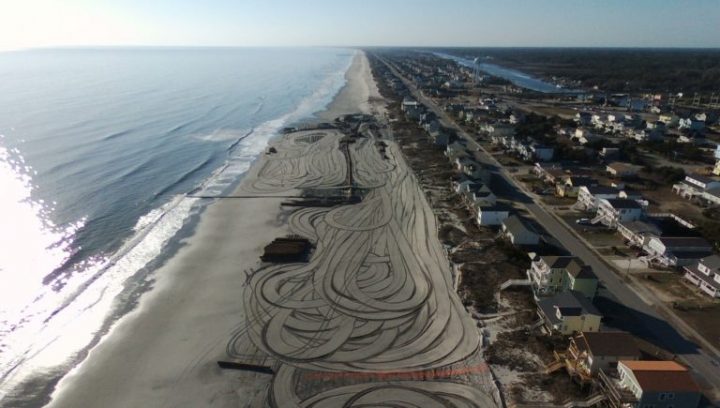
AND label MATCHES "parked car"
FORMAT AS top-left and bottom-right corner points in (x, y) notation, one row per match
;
(576, 218), (592, 225)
